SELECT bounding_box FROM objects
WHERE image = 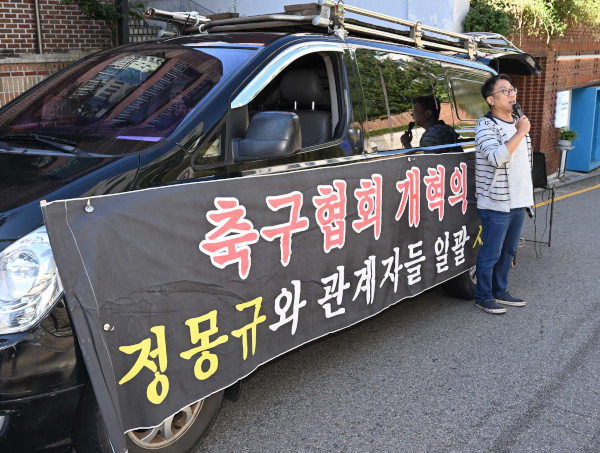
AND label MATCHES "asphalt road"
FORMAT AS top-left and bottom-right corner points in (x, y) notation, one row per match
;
(197, 172), (600, 453)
